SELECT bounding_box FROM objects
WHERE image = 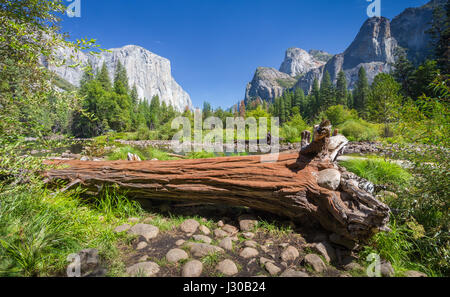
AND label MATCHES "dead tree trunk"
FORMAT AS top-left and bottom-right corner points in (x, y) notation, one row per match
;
(43, 120), (390, 243)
